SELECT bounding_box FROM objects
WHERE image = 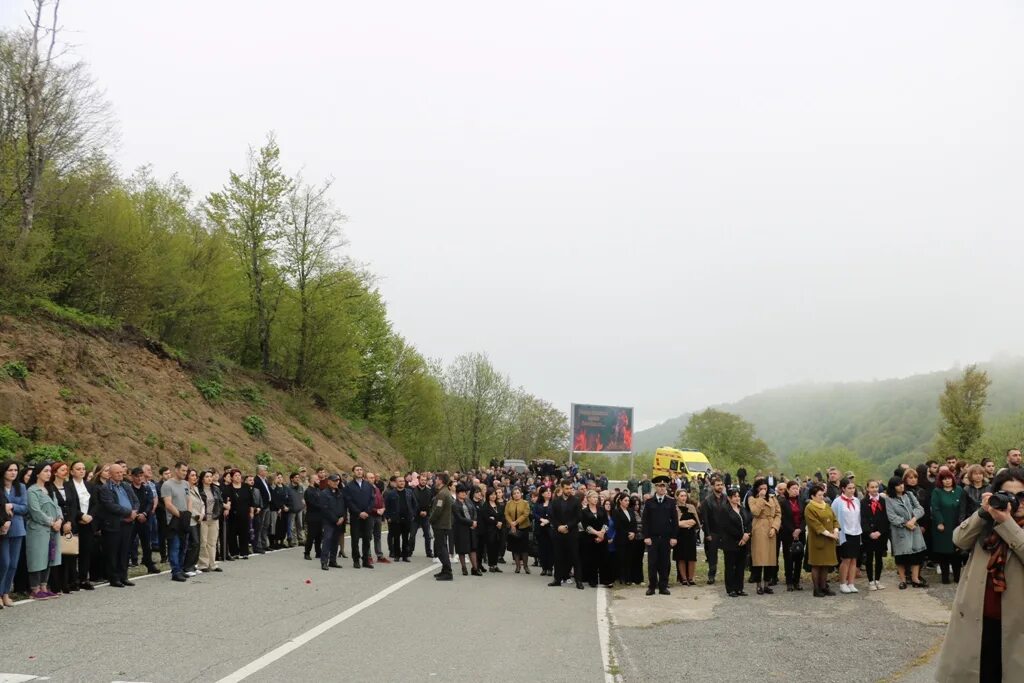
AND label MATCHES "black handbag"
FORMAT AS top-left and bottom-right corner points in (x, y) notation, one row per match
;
(174, 510), (192, 533)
